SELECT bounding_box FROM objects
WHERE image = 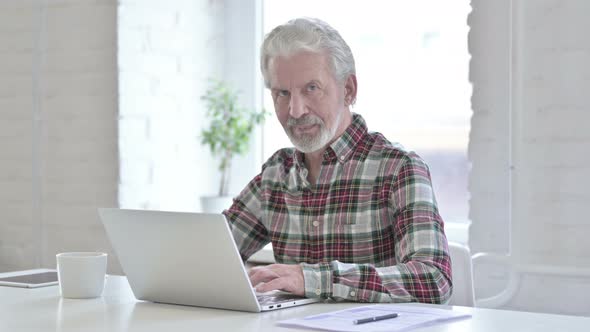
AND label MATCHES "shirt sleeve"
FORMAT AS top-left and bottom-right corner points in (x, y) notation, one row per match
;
(301, 155), (453, 304)
(223, 173), (270, 262)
